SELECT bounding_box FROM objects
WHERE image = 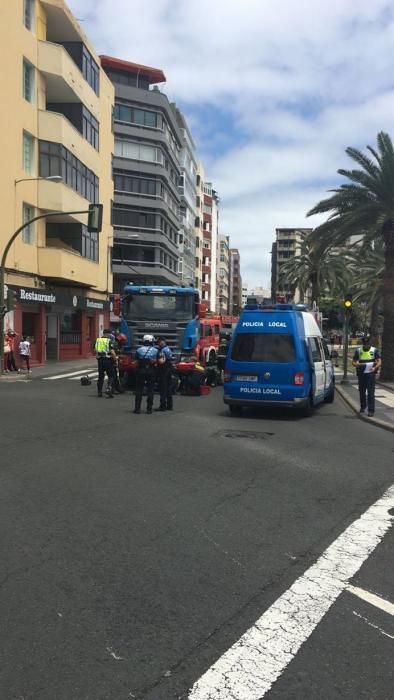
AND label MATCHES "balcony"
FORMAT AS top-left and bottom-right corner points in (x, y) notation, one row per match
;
(112, 260), (180, 285)
(38, 179), (89, 224)
(38, 110), (99, 173)
(38, 246), (99, 287)
(38, 41), (99, 117)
